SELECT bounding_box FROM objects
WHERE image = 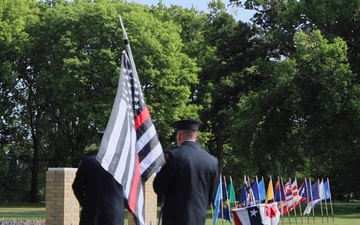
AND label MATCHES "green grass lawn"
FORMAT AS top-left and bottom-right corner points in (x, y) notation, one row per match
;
(0, 202), (45, 219)
(0, 202), (359, 225)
